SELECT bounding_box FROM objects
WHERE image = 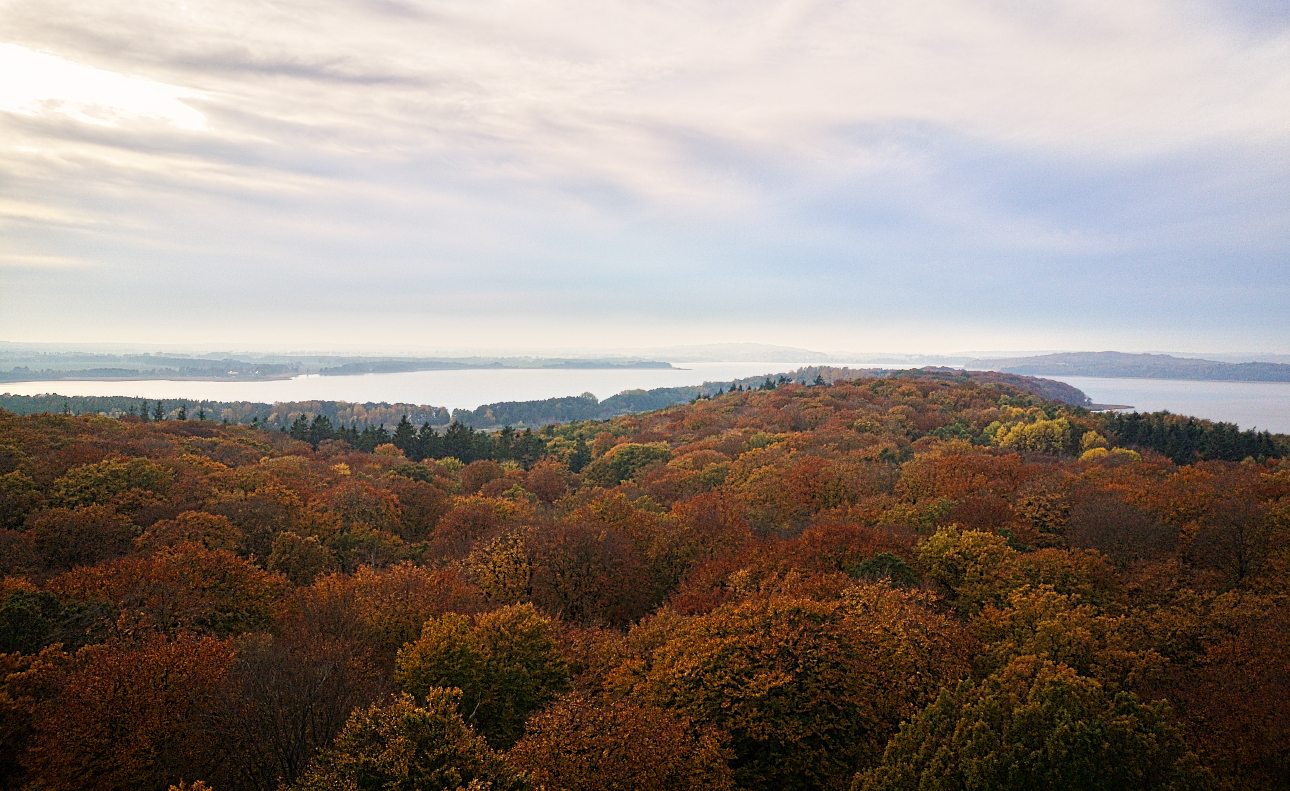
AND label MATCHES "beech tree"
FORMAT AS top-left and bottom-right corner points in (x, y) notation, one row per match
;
(628, 586), (973, 791)
(289, 690), (526, 791)
(23, 632), (233, 791)
(510, 694), (734, 791)
(51, 456), (173, 508)
(527, 521), (651, 626)
(855, 657), (1212, 791)
(27, 504), (136, 570)
(396, 603), (570, 749)
(205, 632), (386, 791)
